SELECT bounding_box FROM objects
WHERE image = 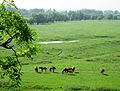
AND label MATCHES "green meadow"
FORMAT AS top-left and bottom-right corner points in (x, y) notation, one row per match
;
(1, 20), (120, 91)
